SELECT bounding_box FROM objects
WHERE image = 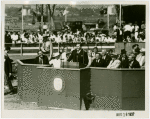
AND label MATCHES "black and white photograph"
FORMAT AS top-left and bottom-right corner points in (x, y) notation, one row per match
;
(1, 1), (149, 118)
